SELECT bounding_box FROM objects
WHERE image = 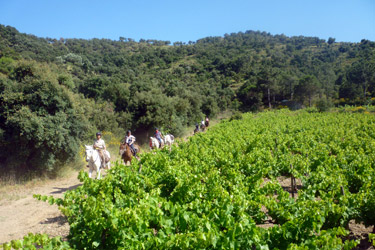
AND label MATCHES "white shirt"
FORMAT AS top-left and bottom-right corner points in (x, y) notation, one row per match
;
(125, 135), (136, 145)
(93, 138), (106, 150)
